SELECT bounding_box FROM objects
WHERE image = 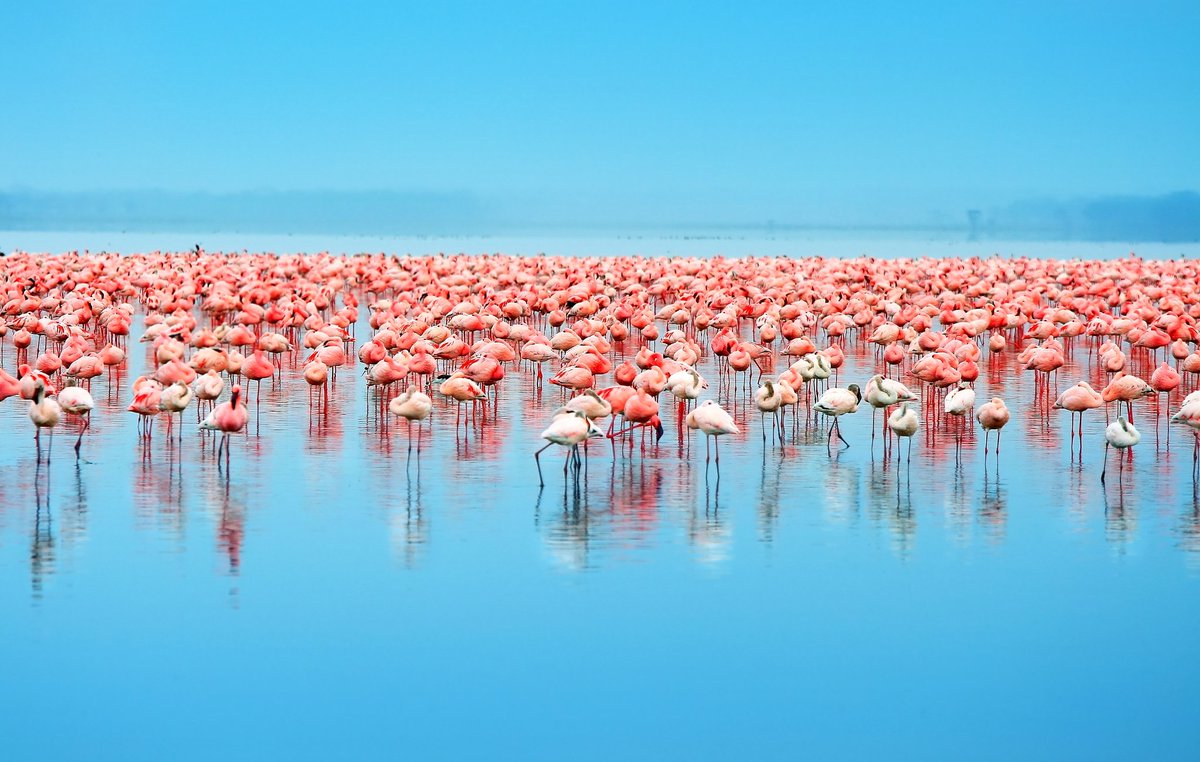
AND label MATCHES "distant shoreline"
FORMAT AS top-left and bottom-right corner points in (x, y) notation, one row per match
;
(3, 228), (1197, 260)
